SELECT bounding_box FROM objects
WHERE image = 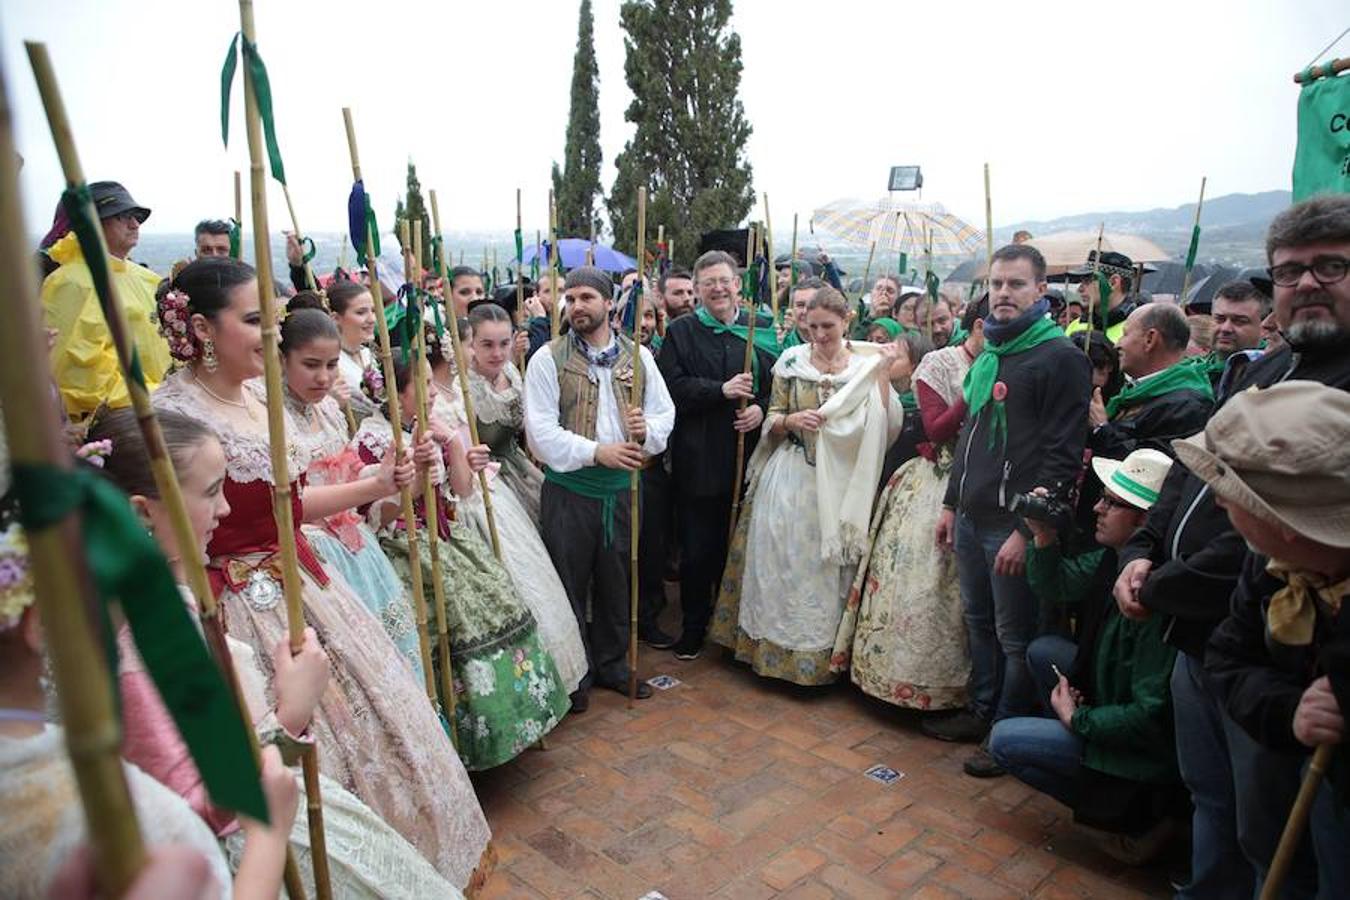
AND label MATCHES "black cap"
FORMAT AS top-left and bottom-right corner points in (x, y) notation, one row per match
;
(1237, 266), (1273, 298)
(90, 181), (151, 223)
(1068, 249), (1134, 277)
